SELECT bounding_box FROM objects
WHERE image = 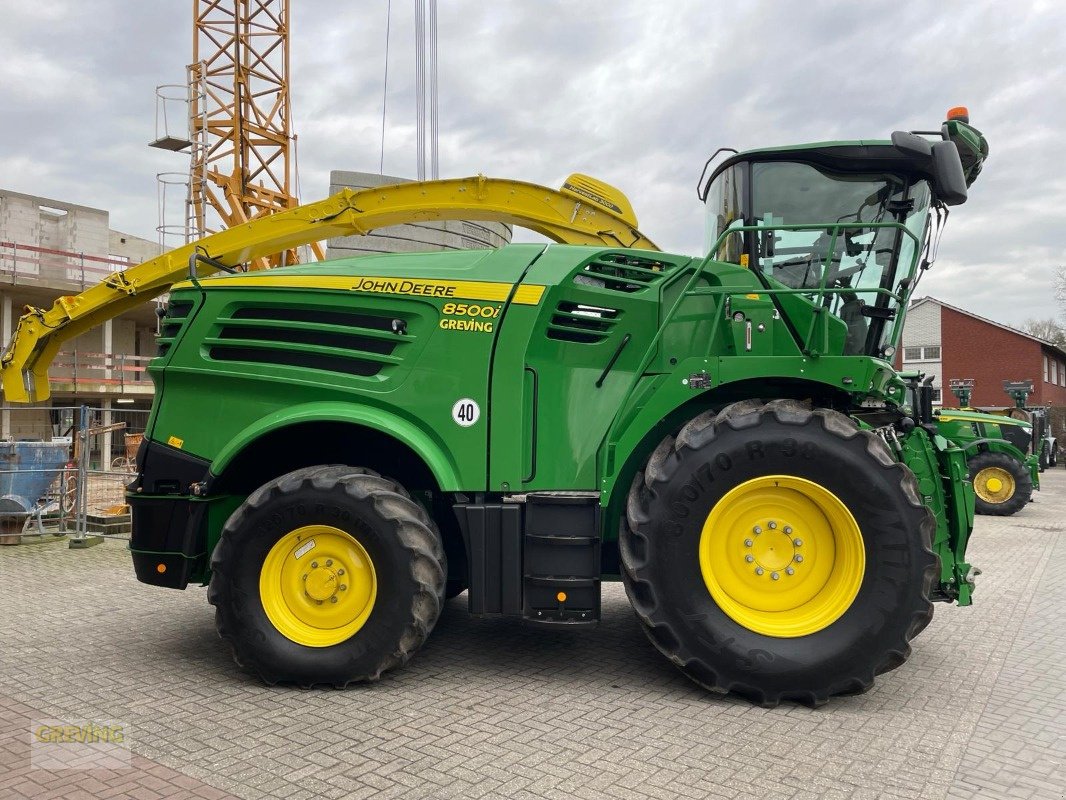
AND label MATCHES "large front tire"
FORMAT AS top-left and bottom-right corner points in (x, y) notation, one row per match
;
(621, 400), (936, 707)
(208, 465), (446, 686)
